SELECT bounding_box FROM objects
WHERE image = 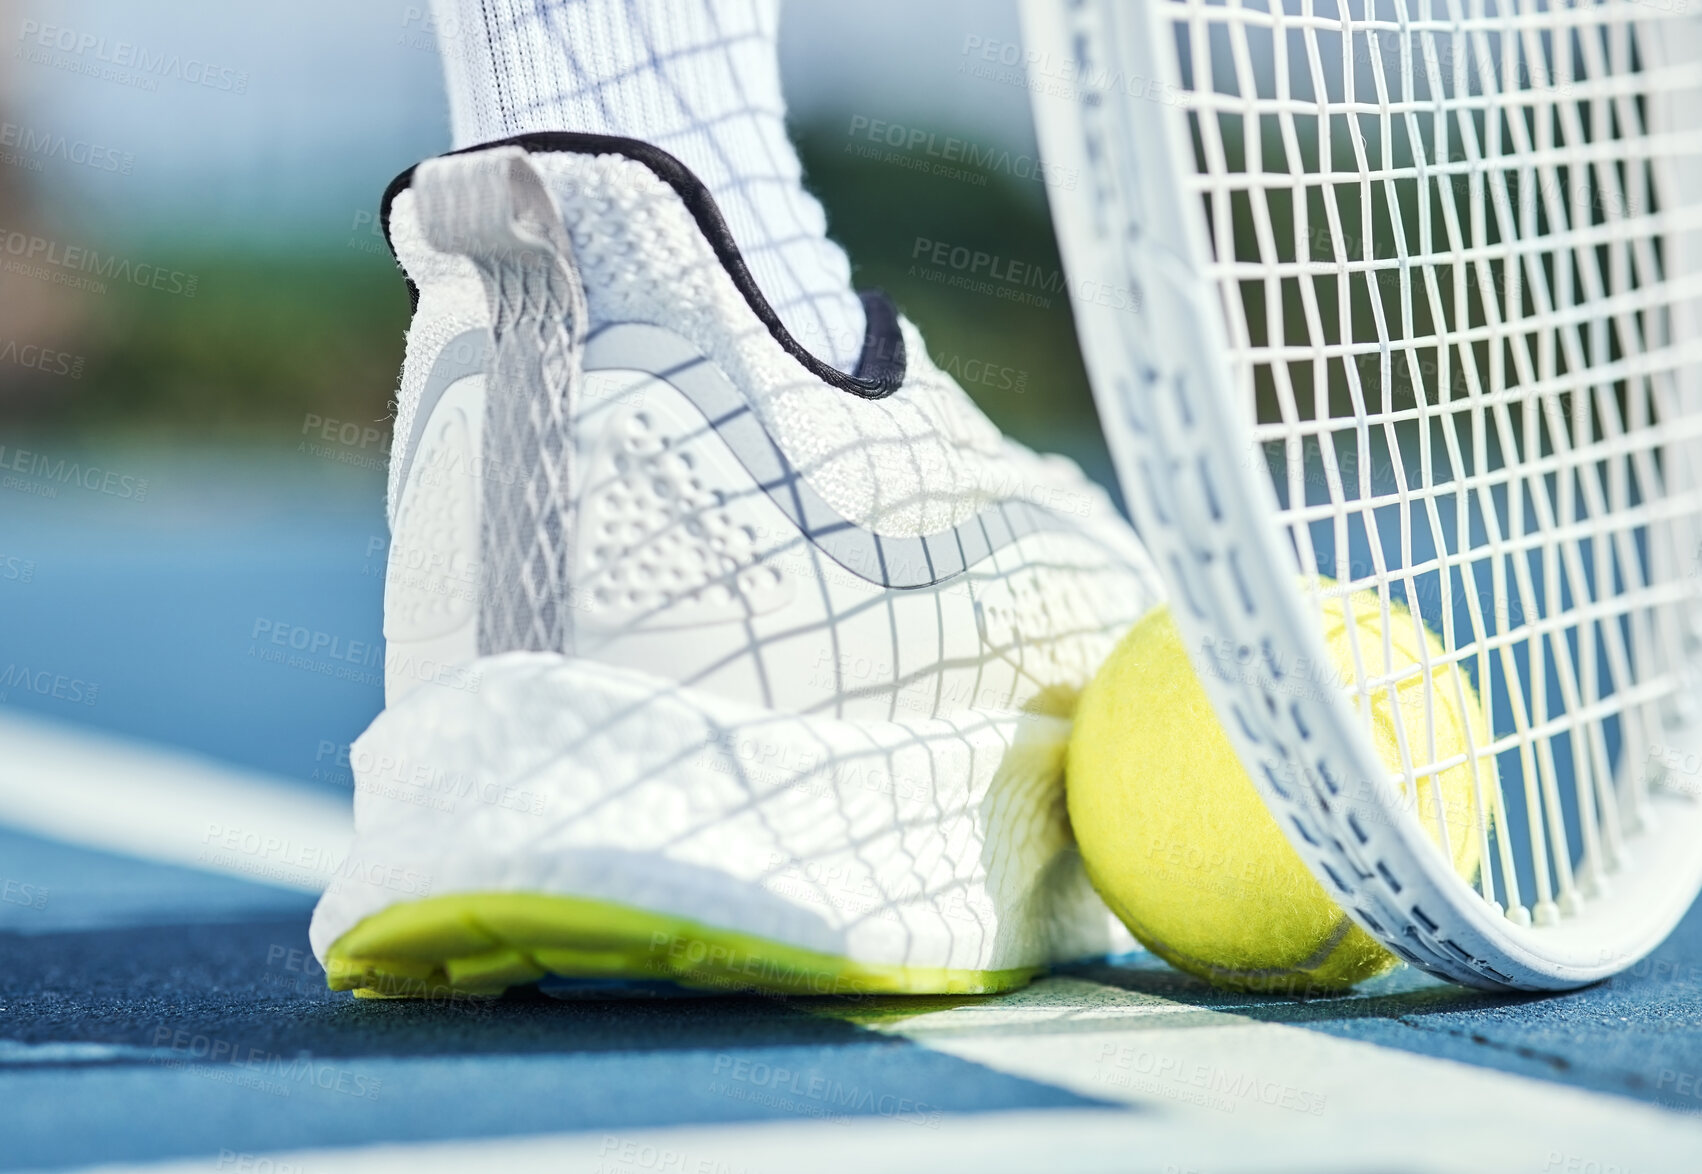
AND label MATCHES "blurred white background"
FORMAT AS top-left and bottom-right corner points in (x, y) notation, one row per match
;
(11, 0), (1038, 242)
